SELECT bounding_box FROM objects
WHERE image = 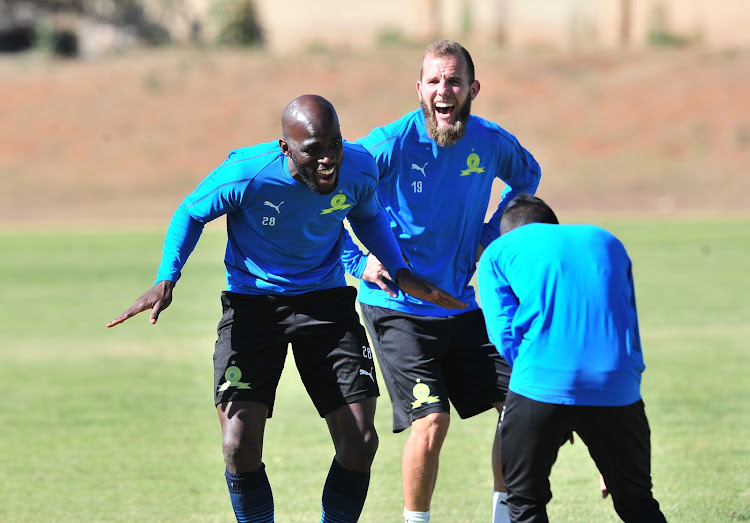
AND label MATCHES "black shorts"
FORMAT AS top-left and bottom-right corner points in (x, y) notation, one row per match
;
(213, 287), (379, 417)
(360, 305), (510, 432)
